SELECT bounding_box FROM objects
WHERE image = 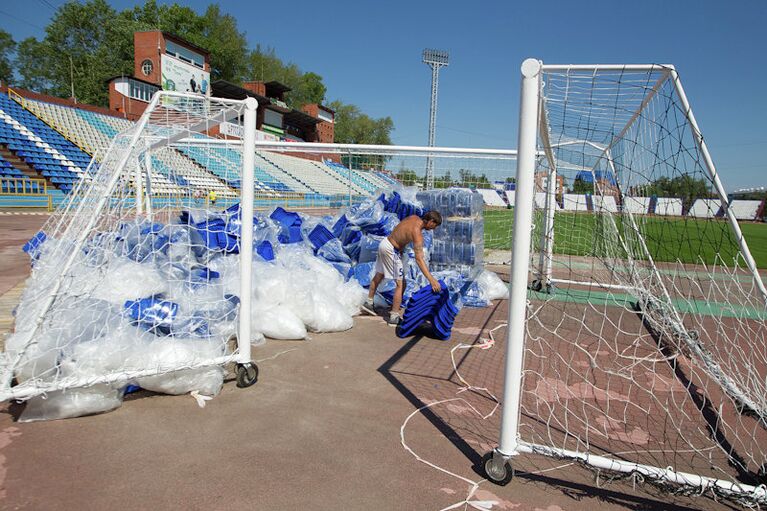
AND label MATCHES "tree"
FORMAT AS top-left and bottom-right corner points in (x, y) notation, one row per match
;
(246, 47), (326, 108)
(17, 0), (134, 104)
(247, 45), (287, 84)
(571, 177), (593, 194)
(294, 72), (326, 106)
(196, 5), (248, 82)
(329, 100), (392, 145)
(458, 169), (490, 188)
(329, 100), (393, 169)
(642, 175), (713, 211)
(0, 30), (15, 84)
(15, 38), (50, 91)
(396, 168), (419, 186)
(434, 170), (453, 189)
